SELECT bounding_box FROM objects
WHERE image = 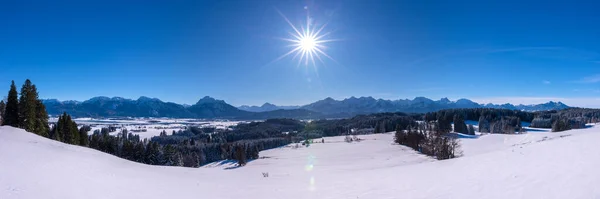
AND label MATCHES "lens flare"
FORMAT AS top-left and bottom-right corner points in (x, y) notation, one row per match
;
(274, 8), (336, 68)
